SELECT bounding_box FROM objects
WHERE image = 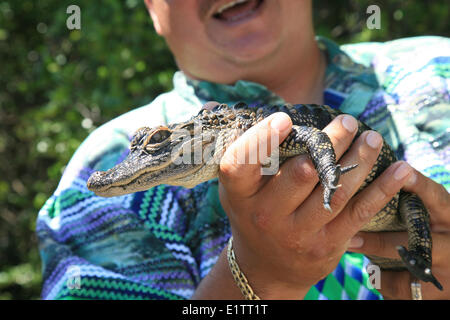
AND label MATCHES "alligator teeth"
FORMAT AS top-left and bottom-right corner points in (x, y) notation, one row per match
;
(215, 0), (249, 15)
